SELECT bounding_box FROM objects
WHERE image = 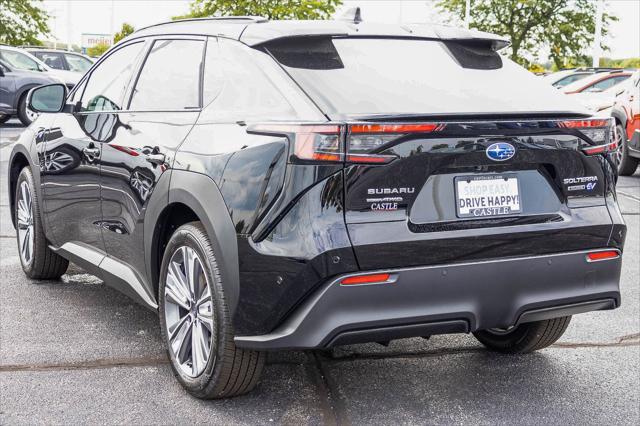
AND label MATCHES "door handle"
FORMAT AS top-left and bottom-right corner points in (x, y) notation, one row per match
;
(83, 146), (100, 159)
(146, 153), (165, 166)
(146, 146), (165, 166)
